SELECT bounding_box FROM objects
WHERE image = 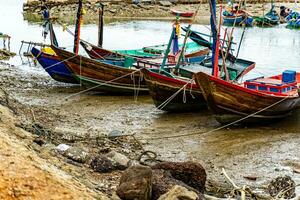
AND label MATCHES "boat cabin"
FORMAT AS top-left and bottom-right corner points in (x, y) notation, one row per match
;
(244, 70), (299, 95)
